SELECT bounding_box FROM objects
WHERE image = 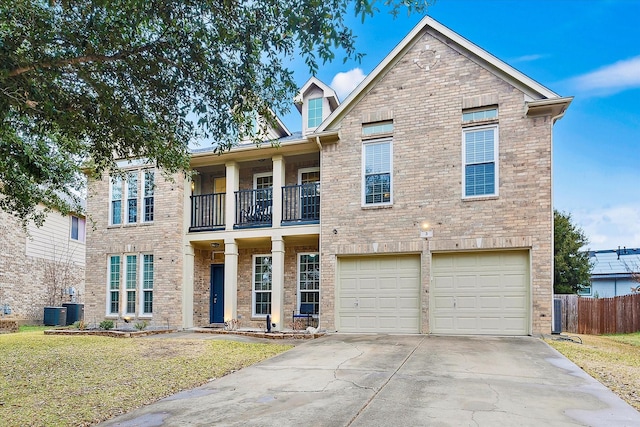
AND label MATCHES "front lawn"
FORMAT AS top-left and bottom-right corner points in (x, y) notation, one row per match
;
(0, 329), (292, 426)
(546, 332), (640, 411)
